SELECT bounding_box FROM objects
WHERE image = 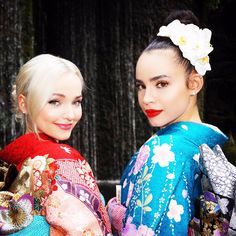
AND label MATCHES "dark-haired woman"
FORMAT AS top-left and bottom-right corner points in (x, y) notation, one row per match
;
(108, 10), (228, 236)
